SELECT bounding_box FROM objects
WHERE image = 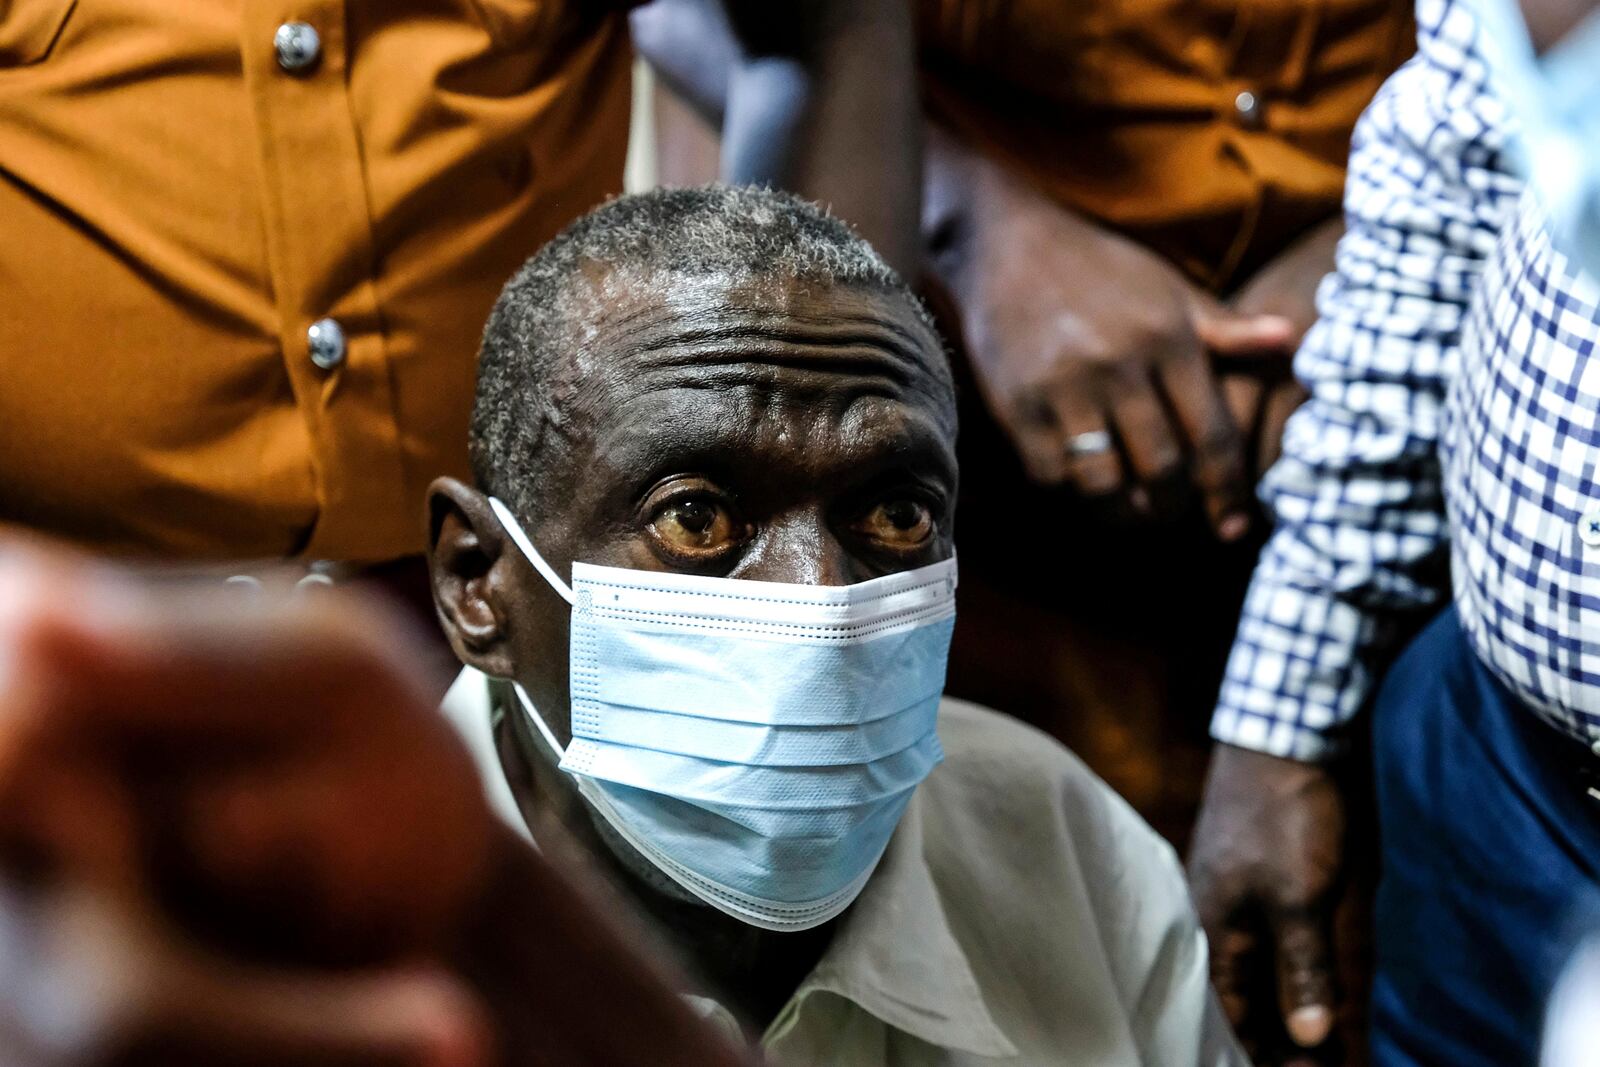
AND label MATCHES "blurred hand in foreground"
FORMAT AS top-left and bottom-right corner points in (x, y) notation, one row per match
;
(0, 534), (753, 1067)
